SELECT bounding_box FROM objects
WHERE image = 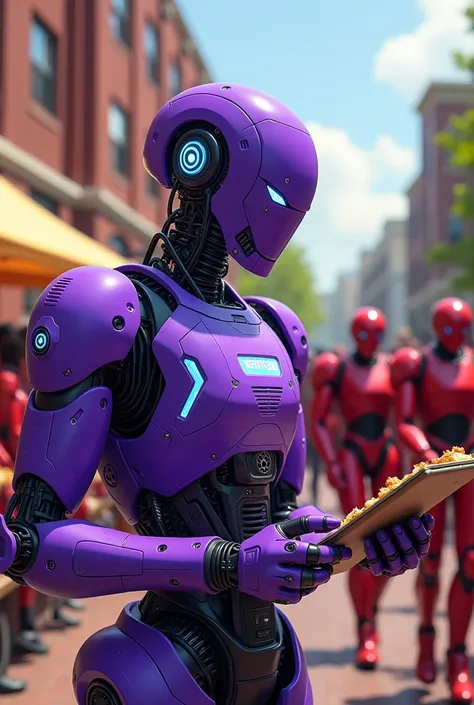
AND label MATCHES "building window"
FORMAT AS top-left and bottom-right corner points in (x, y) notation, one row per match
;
(168, 61), (181, 96)
(144, 22), (159, 83)
(30, 188), (58, 214)
(110, 0), (130, 46)
(147, 174), (159, 197)
(109, 234), (131, 258)
(108, 103), (129, 176)
(448, 214), (464, 244)
(30, 17), (58, 114)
